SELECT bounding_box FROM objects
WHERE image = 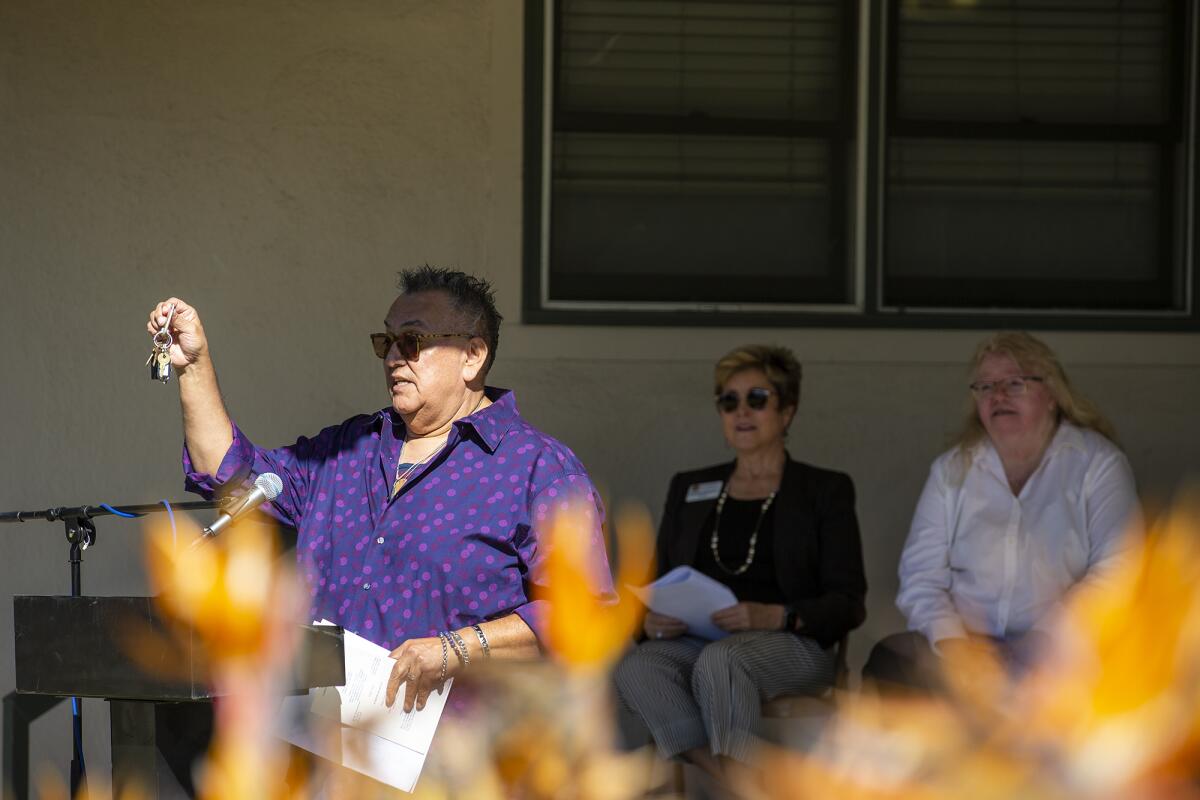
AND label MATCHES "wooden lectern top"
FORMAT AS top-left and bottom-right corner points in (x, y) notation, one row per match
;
(14, 595), (345, 702)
